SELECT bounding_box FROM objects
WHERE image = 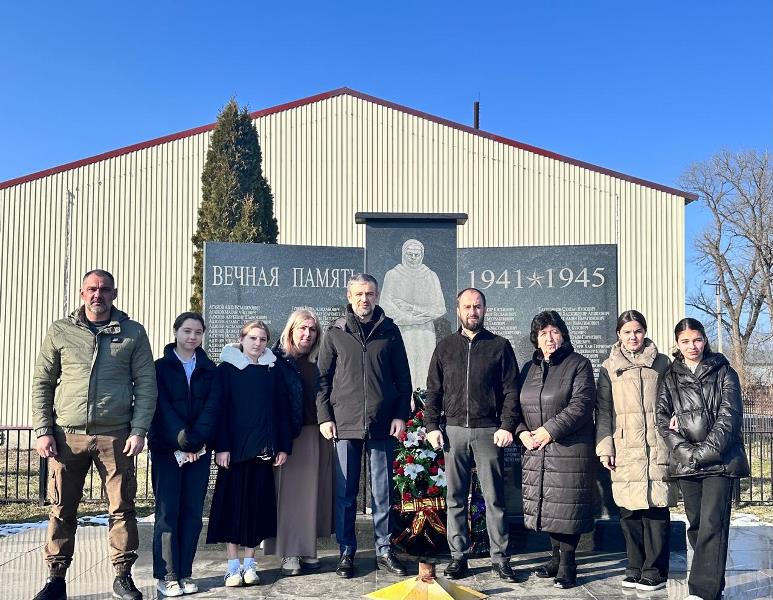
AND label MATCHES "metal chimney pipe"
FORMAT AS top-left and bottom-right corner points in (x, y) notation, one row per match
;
(473, 101), (480, 129)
